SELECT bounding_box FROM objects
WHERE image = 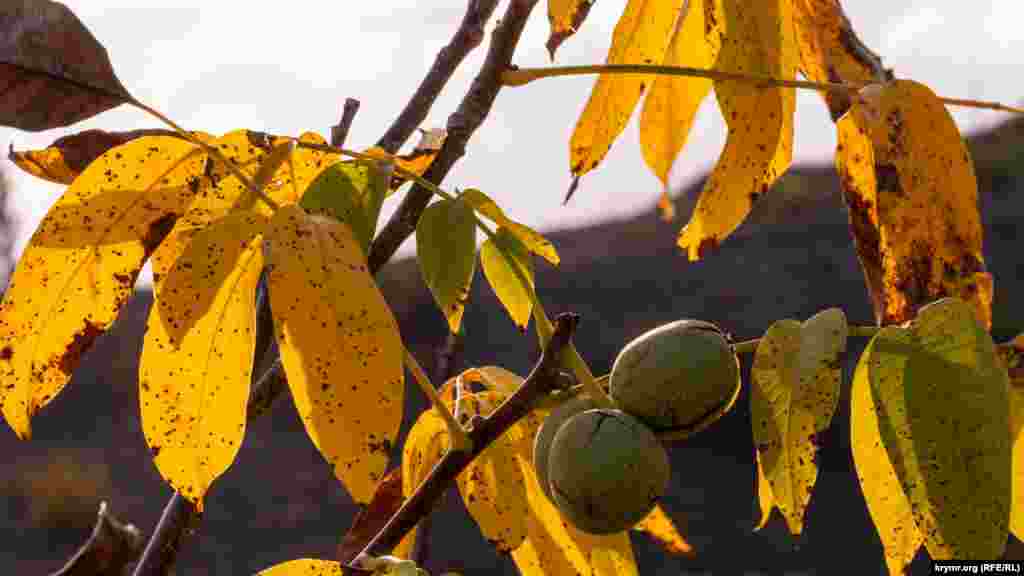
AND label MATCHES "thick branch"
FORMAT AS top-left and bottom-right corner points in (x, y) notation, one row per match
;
(50, 502), (144, 576)
(352, 312), (579, 567)
(376, 0), (500, 154)
(367, 0), (540, 272)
